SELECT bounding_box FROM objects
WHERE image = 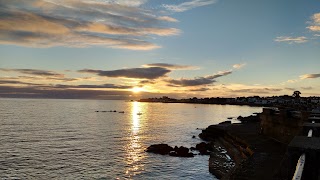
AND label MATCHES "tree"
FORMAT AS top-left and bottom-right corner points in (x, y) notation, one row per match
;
(292, 91), (301, 98)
